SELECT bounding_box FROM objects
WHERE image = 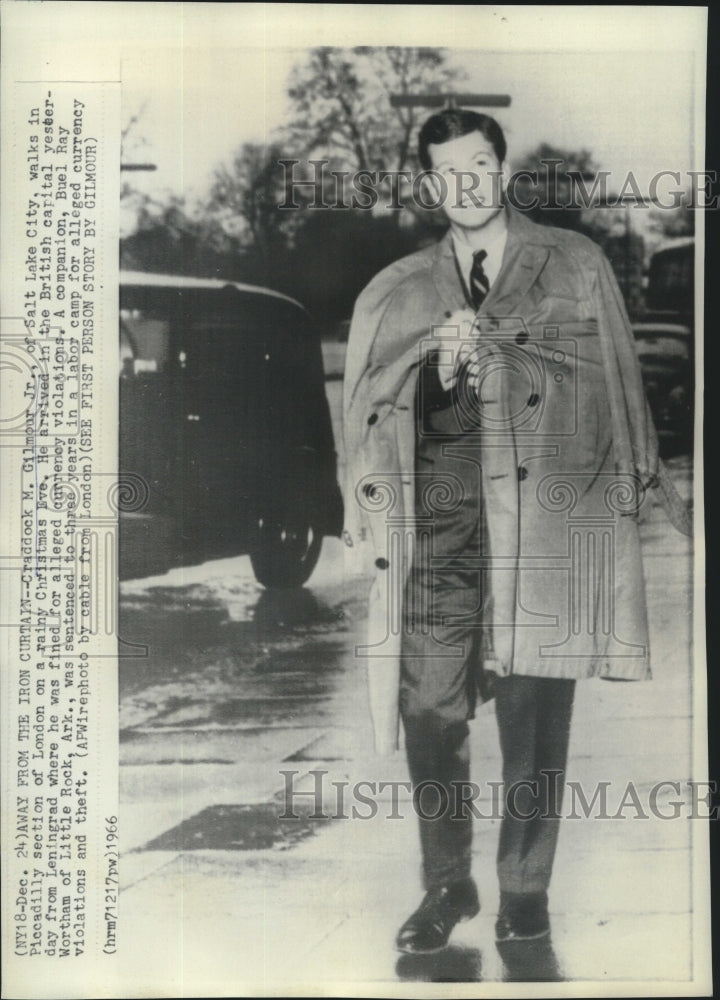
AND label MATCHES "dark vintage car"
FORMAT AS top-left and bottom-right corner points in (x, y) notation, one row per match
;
(632, 238), (694, 456)
(119, 271), (344, 586)
(632, 322), (693, 446)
